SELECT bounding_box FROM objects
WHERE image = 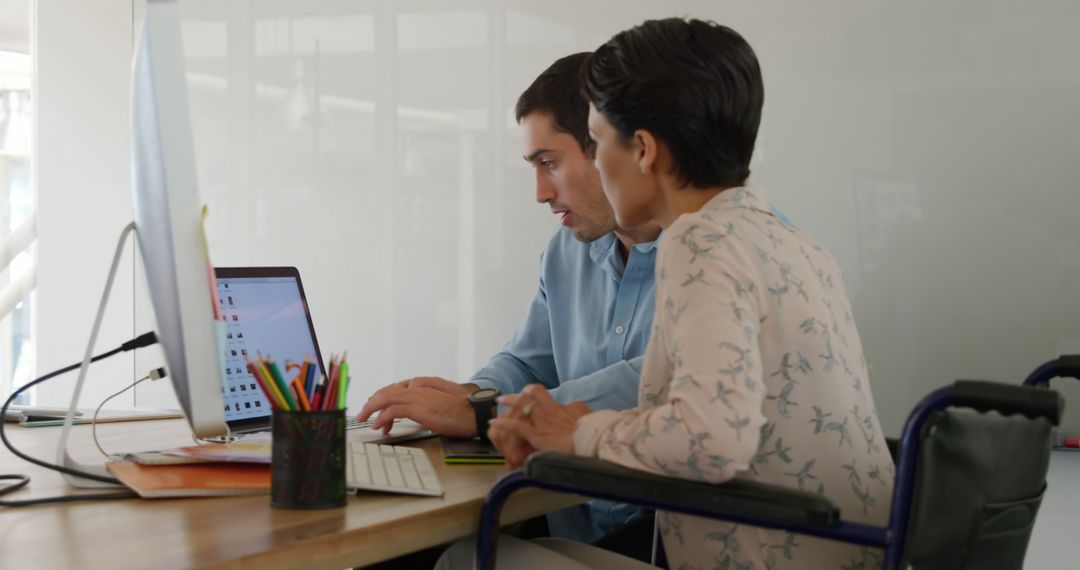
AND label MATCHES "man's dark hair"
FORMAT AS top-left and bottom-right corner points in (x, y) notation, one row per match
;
(515, 52), (594, 155)
(583, 18), (763, 188)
